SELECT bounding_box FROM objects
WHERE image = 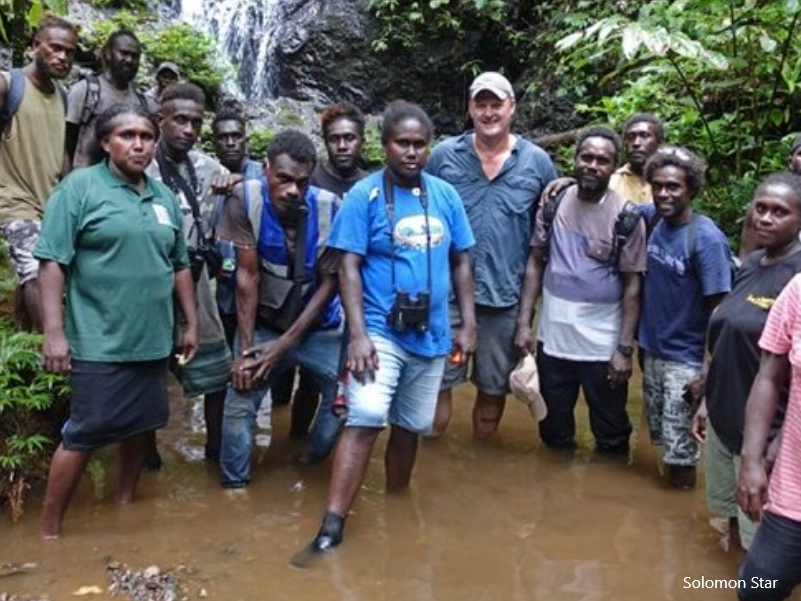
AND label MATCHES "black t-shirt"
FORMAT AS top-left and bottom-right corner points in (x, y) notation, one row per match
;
(706, 249), (801, 453)
(310, 163), (367, 198)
